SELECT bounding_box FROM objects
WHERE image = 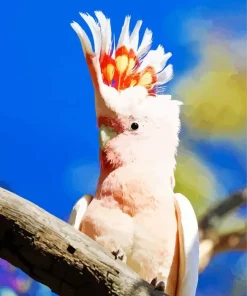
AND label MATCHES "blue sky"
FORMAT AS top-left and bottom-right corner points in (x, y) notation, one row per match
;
(1, 0), (245, 212)
(0, 0), (246, 295)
